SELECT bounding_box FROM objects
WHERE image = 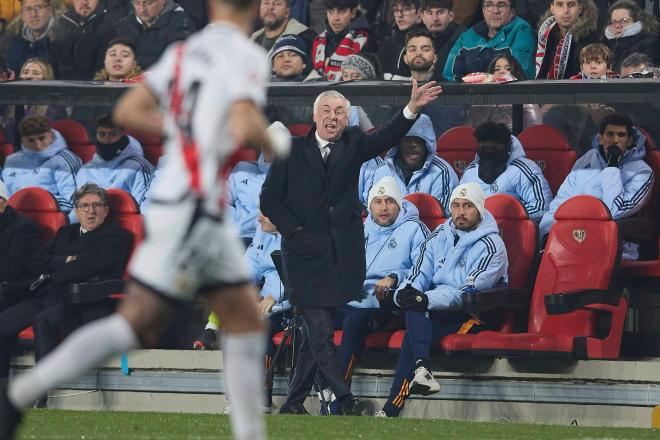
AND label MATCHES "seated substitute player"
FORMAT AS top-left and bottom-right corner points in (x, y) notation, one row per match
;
(0, 0), (289, 438)
(377, 182), (508, 418)
(460, 122), (552, 222)
(539, 113), (654, 260)
(2, 116), (82, 214)
(358, 114), (458, 213)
